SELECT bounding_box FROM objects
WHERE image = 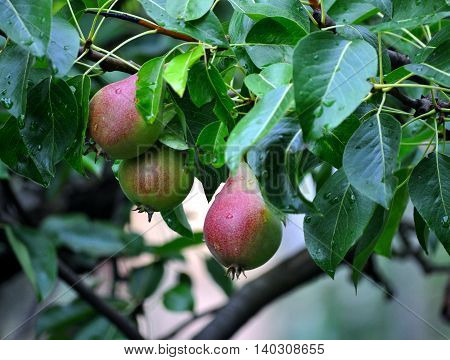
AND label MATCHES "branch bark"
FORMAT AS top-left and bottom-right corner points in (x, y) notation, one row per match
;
(193, 249), (322, 340)
(58, 260), (144, 340)
(85, 9), (196, 42)
(79, 47), (137, 74)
